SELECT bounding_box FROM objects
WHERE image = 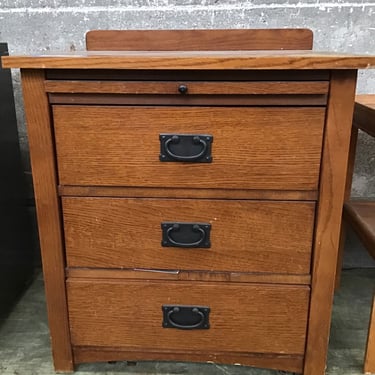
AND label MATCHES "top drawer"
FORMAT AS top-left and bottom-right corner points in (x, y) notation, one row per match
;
(45, 80), (329, 96)
(53, 106), (325, 190)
